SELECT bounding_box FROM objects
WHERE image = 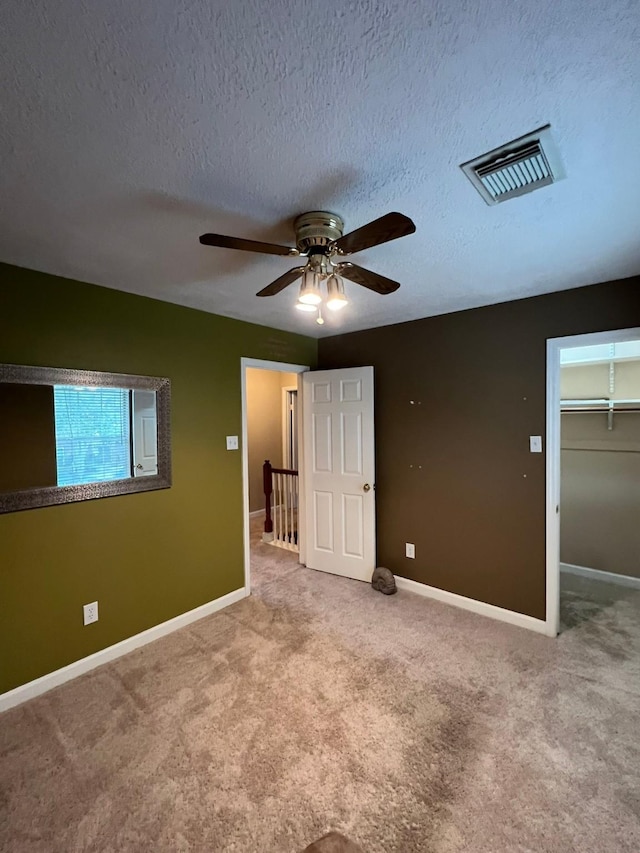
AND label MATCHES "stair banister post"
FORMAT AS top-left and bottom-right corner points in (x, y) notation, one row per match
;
(263, 460), (273, 535)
